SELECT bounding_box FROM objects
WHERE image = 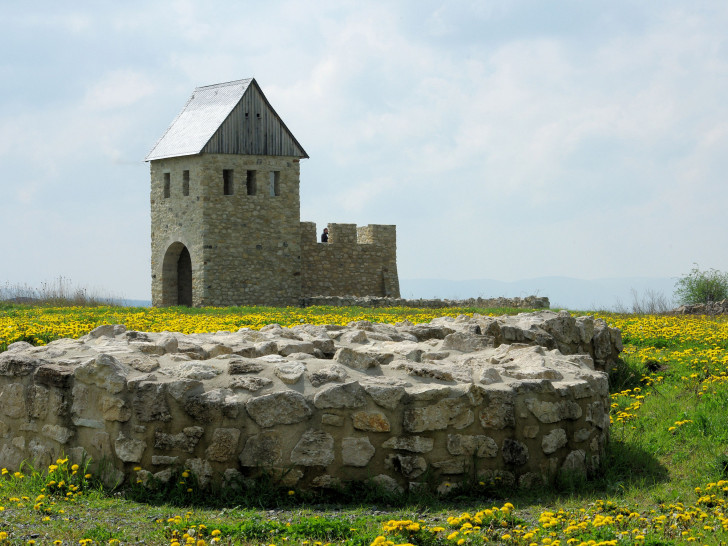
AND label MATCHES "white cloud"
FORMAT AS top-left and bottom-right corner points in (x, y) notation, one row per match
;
(83, 70), (157, 111)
